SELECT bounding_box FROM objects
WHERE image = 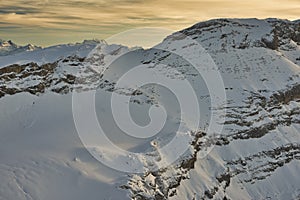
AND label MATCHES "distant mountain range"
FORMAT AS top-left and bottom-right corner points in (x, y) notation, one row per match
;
(0, 39), (42, 56)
